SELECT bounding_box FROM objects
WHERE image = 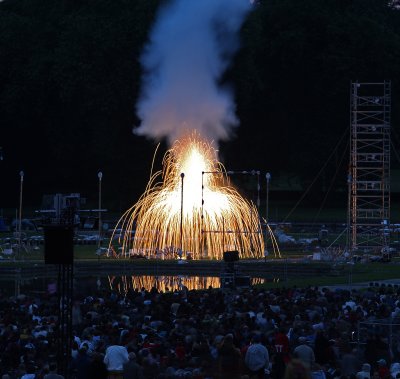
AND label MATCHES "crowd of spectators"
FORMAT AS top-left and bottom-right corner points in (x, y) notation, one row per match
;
(1, 280), (400, 379)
